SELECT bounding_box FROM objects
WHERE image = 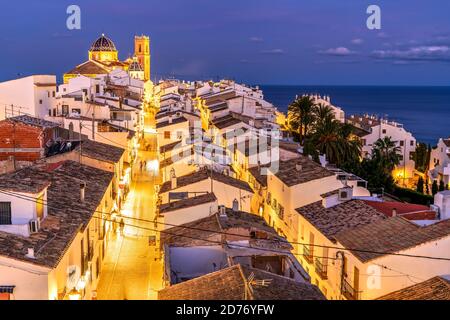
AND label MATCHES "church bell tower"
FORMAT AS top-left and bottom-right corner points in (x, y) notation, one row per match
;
(134, 35), (150, 81)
